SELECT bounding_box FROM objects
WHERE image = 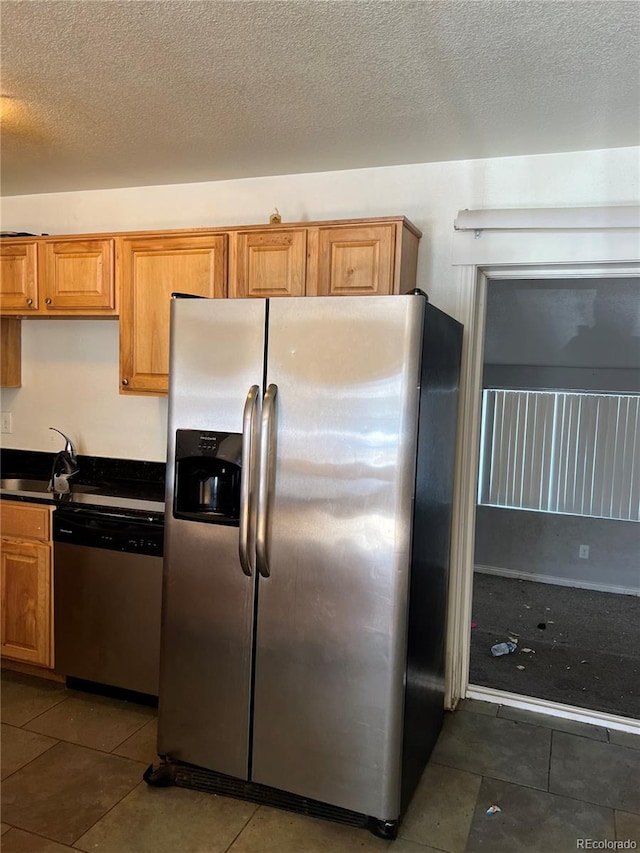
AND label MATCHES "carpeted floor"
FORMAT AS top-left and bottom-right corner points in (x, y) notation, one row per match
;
(469, 572), (640, 720)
